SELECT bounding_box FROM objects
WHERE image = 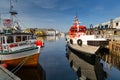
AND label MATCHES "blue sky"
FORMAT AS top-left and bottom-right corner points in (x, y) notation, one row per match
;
(0, 0), (120, 32)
